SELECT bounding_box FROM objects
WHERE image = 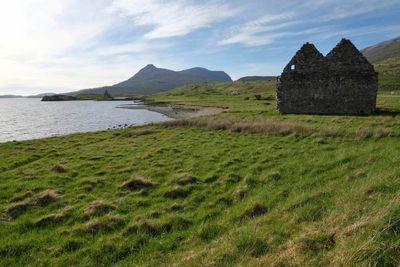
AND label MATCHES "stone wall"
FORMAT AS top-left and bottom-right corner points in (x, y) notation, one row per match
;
(277, 39), (378, 115)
